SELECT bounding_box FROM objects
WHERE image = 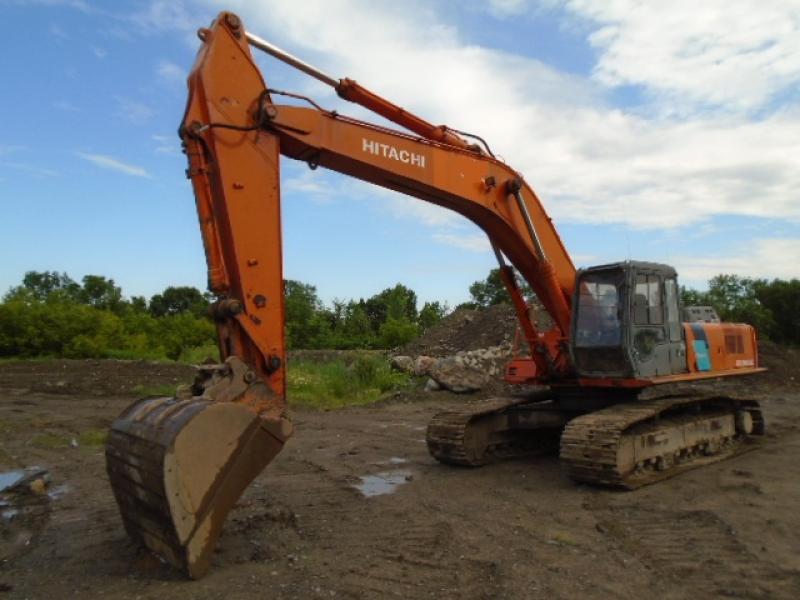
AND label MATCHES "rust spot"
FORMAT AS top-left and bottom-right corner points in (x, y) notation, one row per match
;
(253, 294), (267, 308)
